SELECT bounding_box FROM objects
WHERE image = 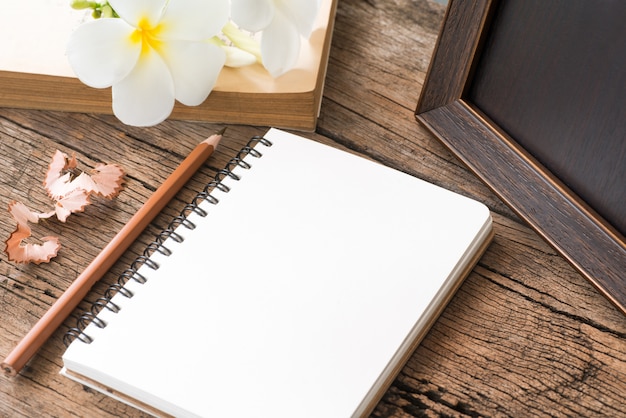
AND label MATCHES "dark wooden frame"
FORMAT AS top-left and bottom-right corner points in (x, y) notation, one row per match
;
(416, 0), (626, 315)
